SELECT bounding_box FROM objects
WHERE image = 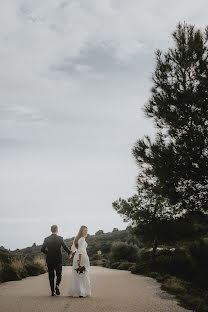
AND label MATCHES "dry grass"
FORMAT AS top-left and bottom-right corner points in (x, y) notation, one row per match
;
(11, 257), (25, 273)
(162, 276), (187, 295)
(161, 275), (208, 312)
(0, 261), (3, 277)
(34, 256), (47, 271)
